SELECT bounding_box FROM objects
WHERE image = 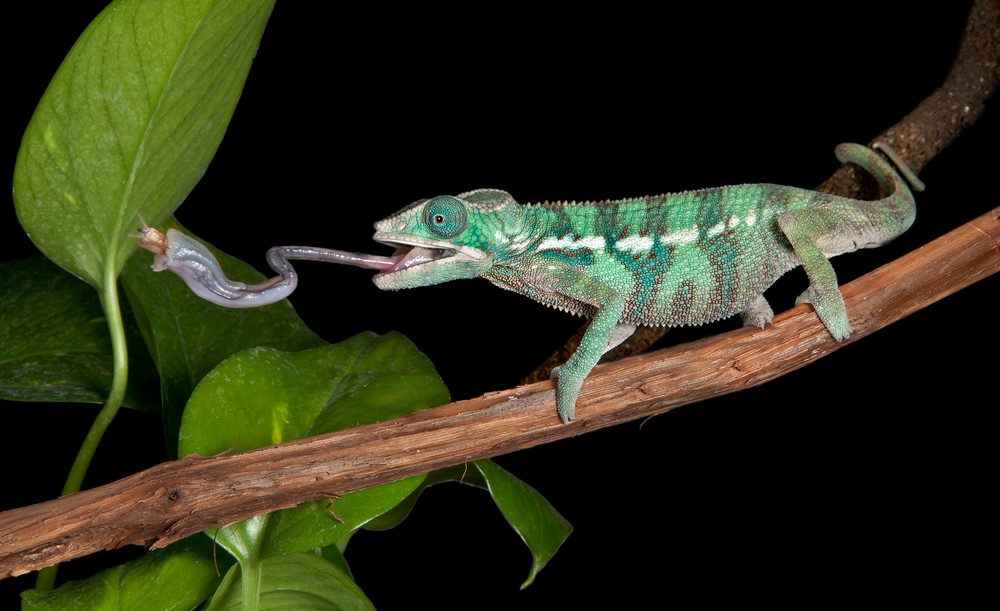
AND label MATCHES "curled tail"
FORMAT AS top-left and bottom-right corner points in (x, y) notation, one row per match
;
(871, 142), (925, 193)
(833, 142), (924, 241)
(835, 142), (925, 193)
